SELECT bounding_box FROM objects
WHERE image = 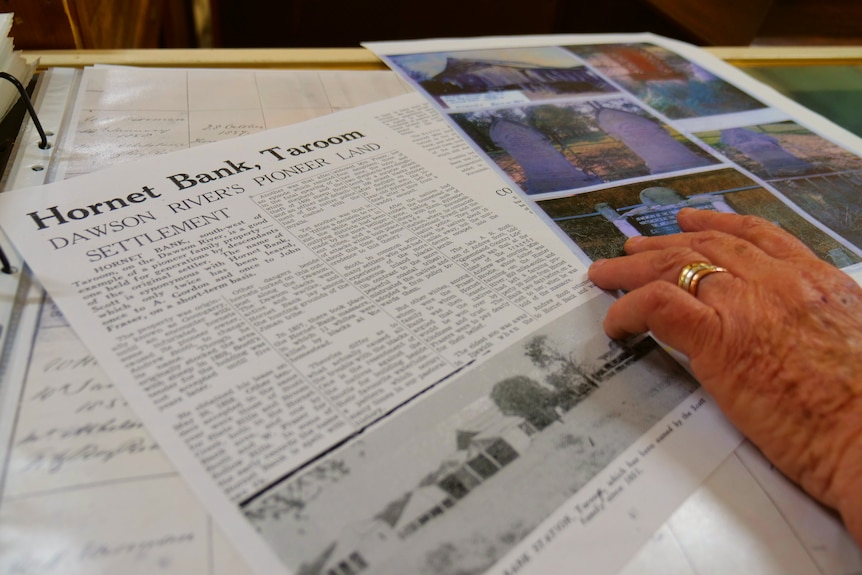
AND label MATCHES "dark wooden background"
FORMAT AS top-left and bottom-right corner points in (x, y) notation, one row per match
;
(4, 0), (862, 50)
